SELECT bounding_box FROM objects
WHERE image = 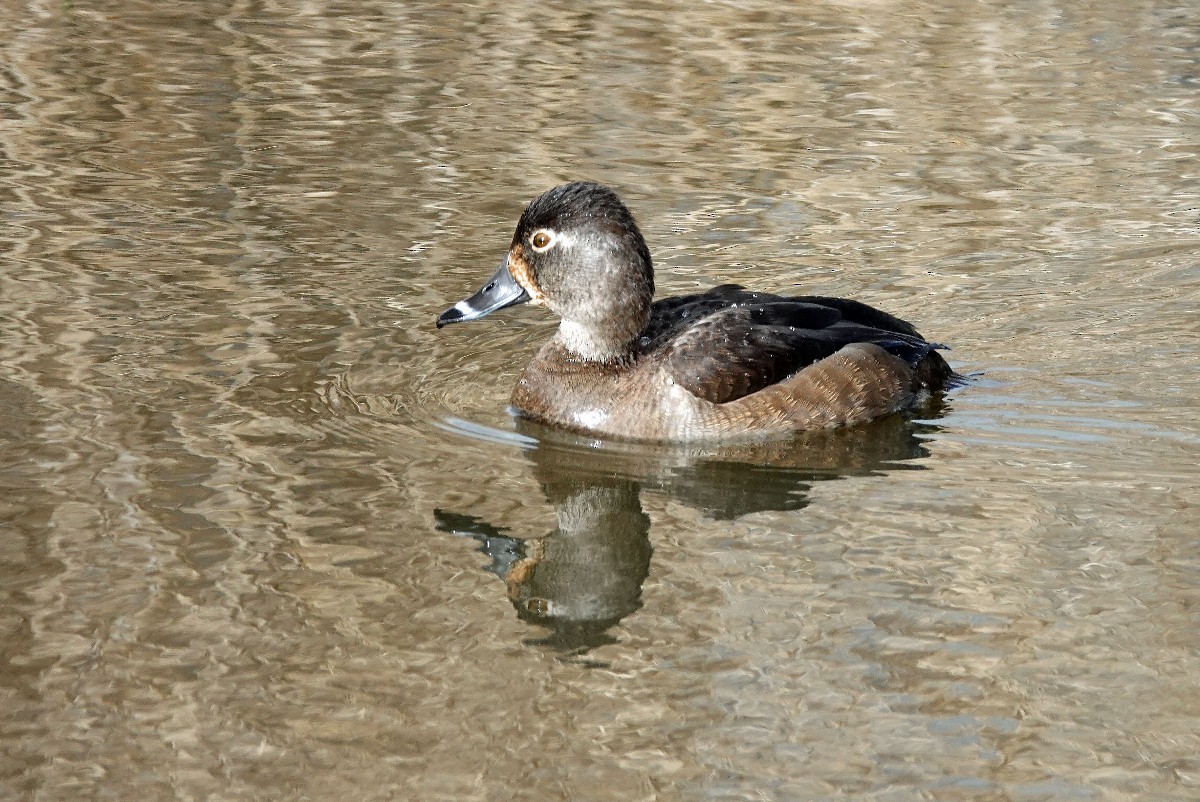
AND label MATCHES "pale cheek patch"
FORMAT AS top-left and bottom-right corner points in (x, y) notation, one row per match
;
(507, 246), (547, 305)
(551, 230), (578, 250)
